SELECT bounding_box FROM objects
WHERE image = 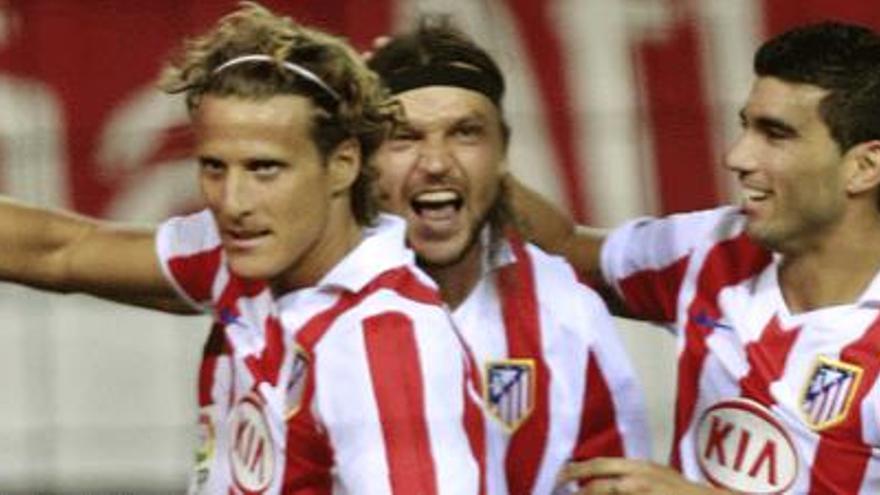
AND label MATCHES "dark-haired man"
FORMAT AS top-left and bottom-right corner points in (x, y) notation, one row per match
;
(518, 21), (880, 494)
